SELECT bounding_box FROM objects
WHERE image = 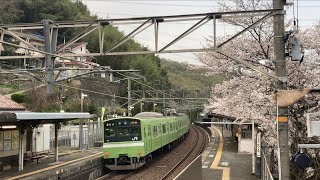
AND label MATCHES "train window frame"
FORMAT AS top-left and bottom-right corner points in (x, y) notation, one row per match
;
(148, 126), (151, 136)
(162, 124), (167, 134)
(170, 123), (173, 132)
(153, 126), (158, 137)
